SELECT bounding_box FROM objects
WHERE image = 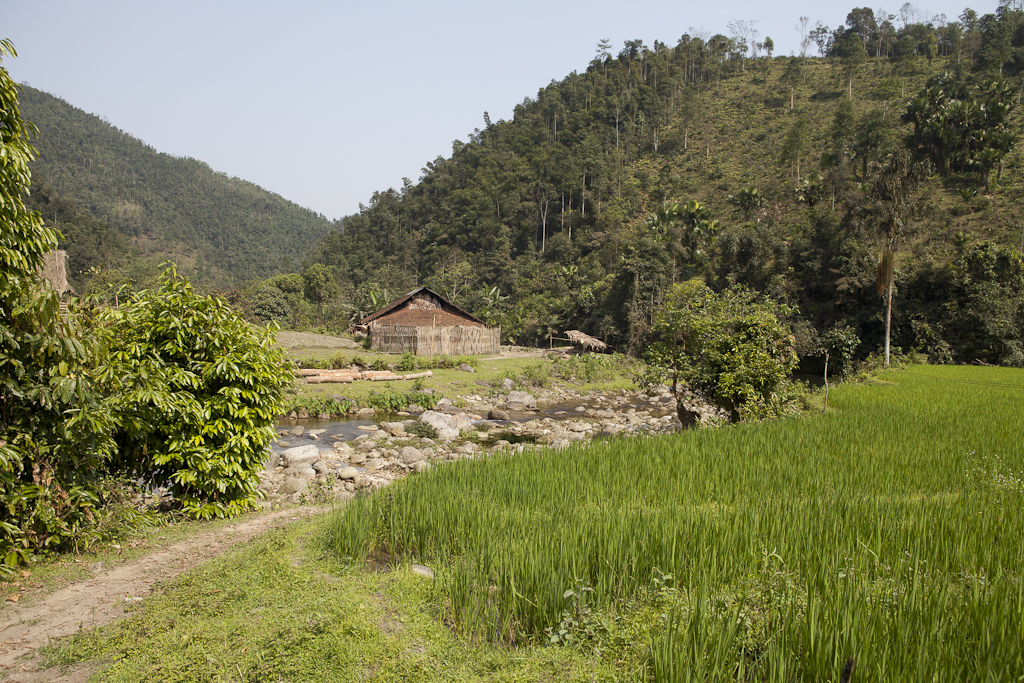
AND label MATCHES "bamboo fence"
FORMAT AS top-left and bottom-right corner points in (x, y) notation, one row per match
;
(369, 324), (500, 356)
